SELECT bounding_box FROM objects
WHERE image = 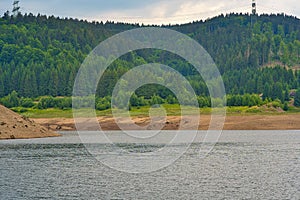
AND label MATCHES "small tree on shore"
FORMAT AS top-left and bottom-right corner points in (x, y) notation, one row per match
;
(294, 89), (300, 107)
